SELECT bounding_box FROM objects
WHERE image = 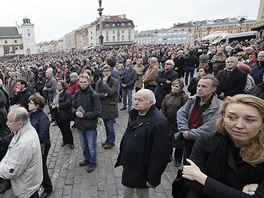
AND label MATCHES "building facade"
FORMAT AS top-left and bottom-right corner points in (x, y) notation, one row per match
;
(194, 18), (256, 40)
(134, 30), (158, 45)
(252, 0), (264, 38)
(90, 14), (135, 46)
(0, 16), (37, 57)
